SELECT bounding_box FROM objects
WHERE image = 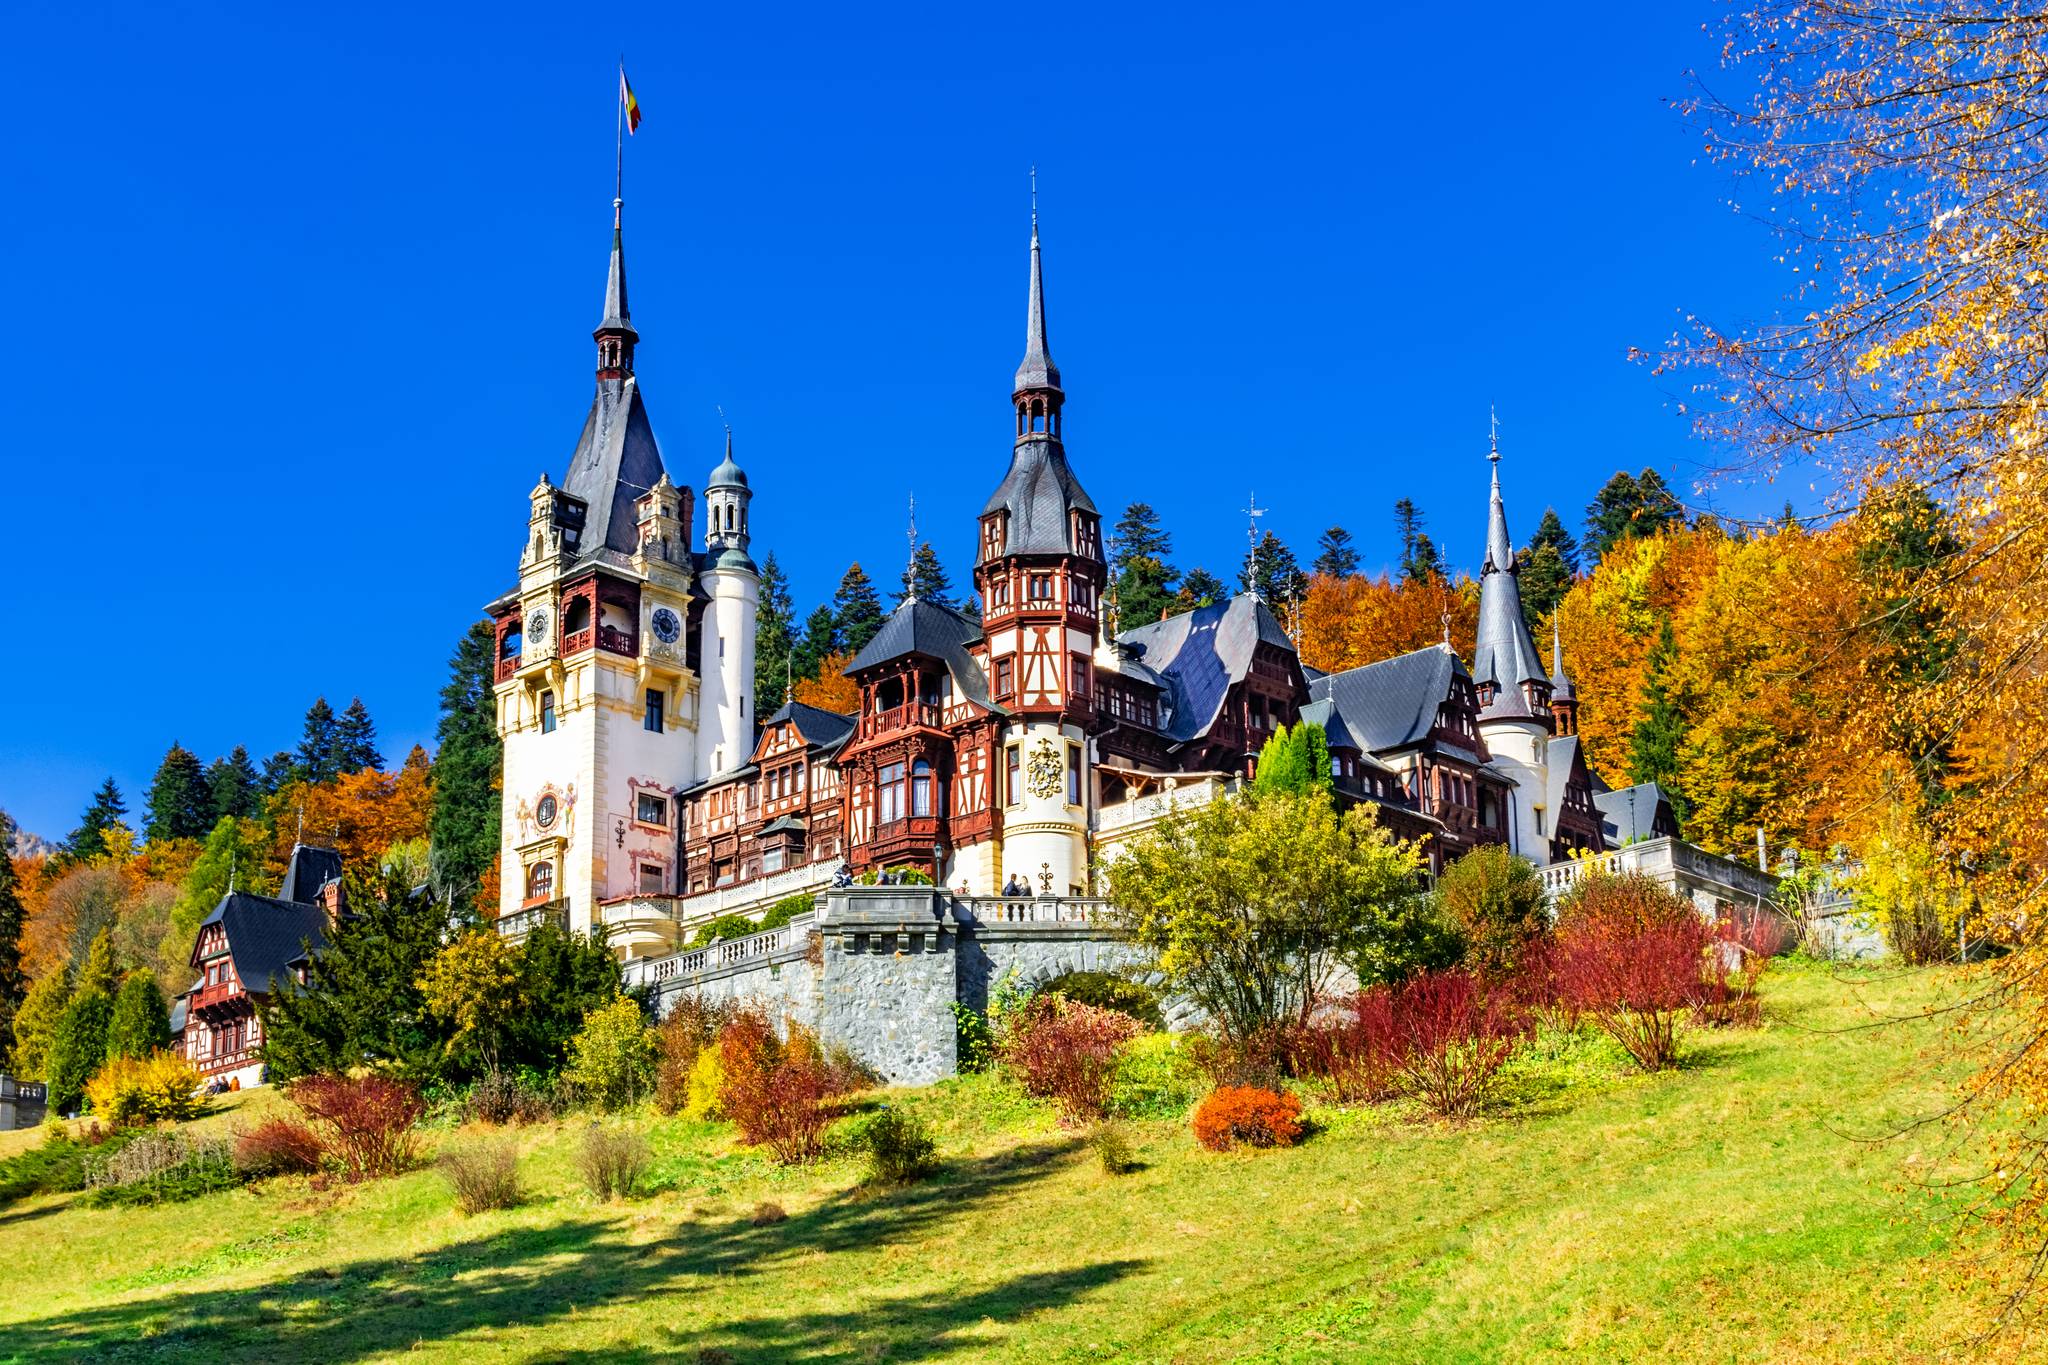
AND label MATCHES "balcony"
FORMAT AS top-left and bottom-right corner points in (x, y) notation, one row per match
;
(496, 654), (521, 682)
(955, 895), (1109, 926)
(496, 900), (568, 939)
(858, 703), (944, 739)
(1092, 776), (1231, 838)
(191, 979), (245, 1013)
(561, 628), (594, 656)
(622, 916), (813, 990)
(598, 624), (638, 656)
(1537, 837), (1781, 909)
